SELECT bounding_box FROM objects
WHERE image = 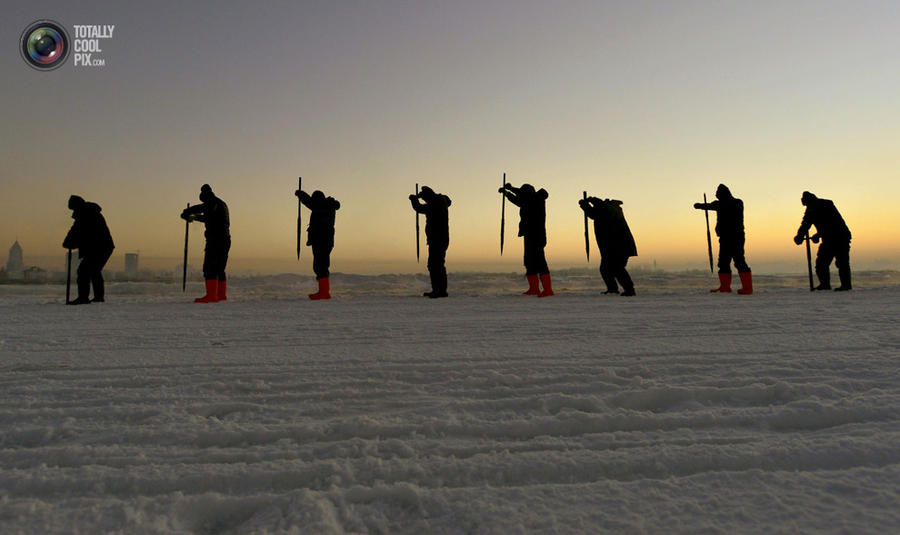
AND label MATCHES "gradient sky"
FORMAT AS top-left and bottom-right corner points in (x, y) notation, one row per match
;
(2, 1), (899, 274)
